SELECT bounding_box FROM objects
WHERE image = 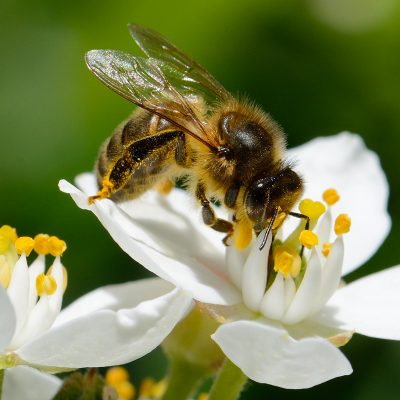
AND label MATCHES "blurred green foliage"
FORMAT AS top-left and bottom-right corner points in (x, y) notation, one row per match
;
(1, 0), (400, 398)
